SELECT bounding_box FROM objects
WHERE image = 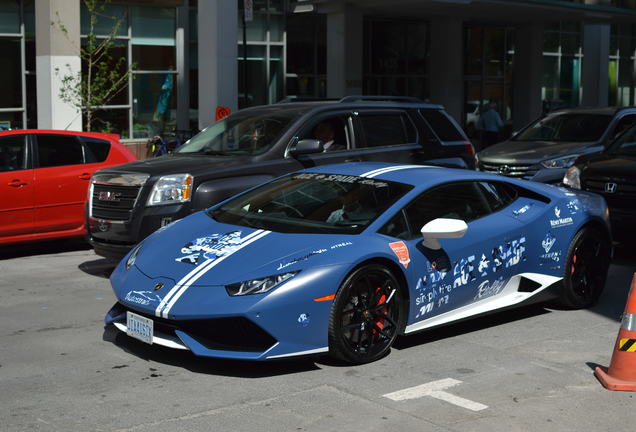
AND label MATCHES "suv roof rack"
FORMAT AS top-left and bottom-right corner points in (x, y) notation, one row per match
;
(339, 95), (423, 104)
